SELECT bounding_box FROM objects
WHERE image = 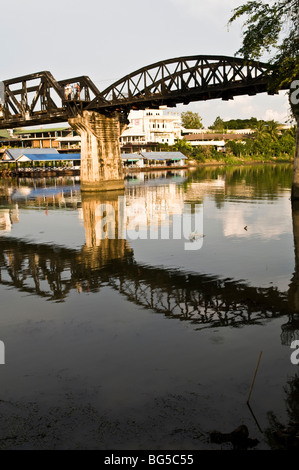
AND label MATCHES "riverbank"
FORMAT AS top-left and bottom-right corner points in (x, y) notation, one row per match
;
(0, 158), (293, 178)
(187, 156), (293, 167)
